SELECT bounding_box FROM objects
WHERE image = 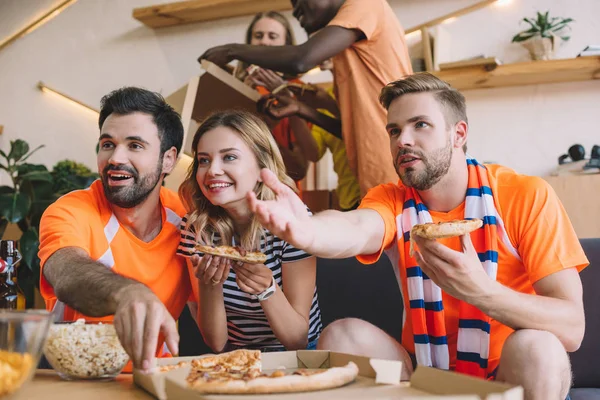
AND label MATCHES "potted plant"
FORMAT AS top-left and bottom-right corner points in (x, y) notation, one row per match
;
(0, 139), (98, 307)
(511, 11), (573, 61)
